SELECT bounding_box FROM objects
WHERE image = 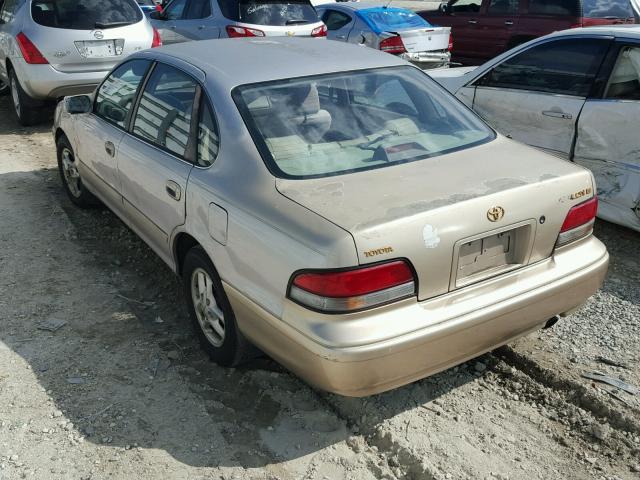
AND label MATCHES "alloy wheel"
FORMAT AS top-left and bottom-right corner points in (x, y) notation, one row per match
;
(61, 147), (82, 198)
(191, 267), (226, 347)
(10, 76), (20, 117)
